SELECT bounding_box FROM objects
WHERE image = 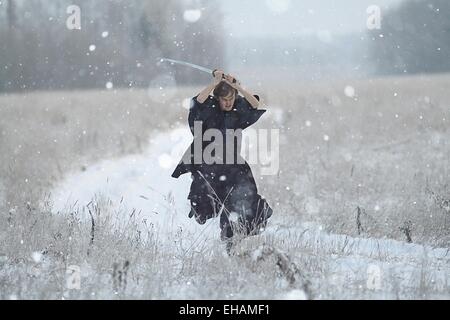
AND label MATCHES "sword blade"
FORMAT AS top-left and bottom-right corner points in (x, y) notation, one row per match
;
(160, 58), (213, 75)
